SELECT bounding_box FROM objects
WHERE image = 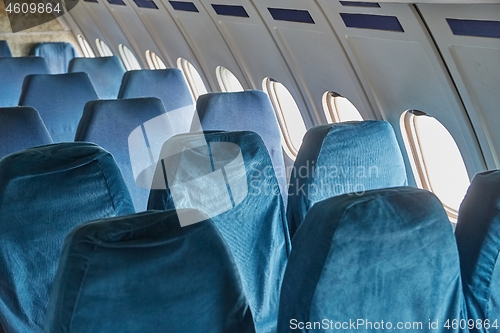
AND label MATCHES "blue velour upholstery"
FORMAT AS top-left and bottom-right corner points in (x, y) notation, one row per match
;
(0, 41), (12, 57)
(455, 170), (500, 331)
(278, 187), (467, 333)
(69, 56), (126, 99)
(0, 143), (135, 333)
(29, 42), (76, 74)
(45, 210), (256, 333)
(0, 57), (50, 107)
(0, 107), (52, 159)
(75, 98), (176, 211)
(118, 69), (195, 133)
(148, 131), (291, 333)
(287, 120), (407, 238)
(19, 73), (98, 142)
(194, 91), (287, 204)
